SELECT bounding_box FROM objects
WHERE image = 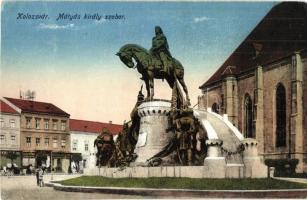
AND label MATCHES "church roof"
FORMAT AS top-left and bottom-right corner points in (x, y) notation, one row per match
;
(200, 2), (307, 89)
